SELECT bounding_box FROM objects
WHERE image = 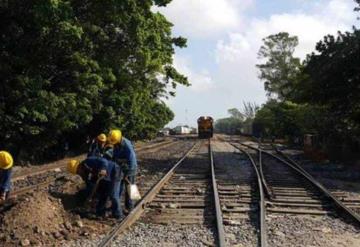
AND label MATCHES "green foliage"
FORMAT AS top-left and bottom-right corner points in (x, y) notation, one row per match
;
(295, 29), (360, 141)
(256, 32), (301, 100)
(355, 0), (360, 12)
(227, 108), (244, 120)
(215, 117), (243, 135)
(242, 102), (259, 120)
(0, 0), (187, 162)
(216, 103), (259, 134)
(253, 101), (320, 142)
